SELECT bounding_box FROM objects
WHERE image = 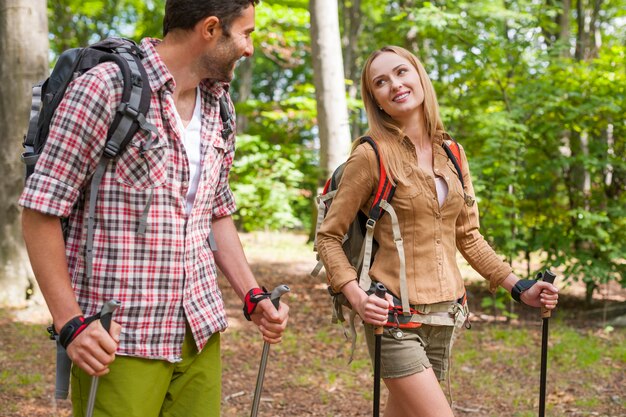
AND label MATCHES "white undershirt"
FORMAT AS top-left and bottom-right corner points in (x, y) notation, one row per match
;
(174, 87), (202, 215)
(435, 176), (448, 207)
